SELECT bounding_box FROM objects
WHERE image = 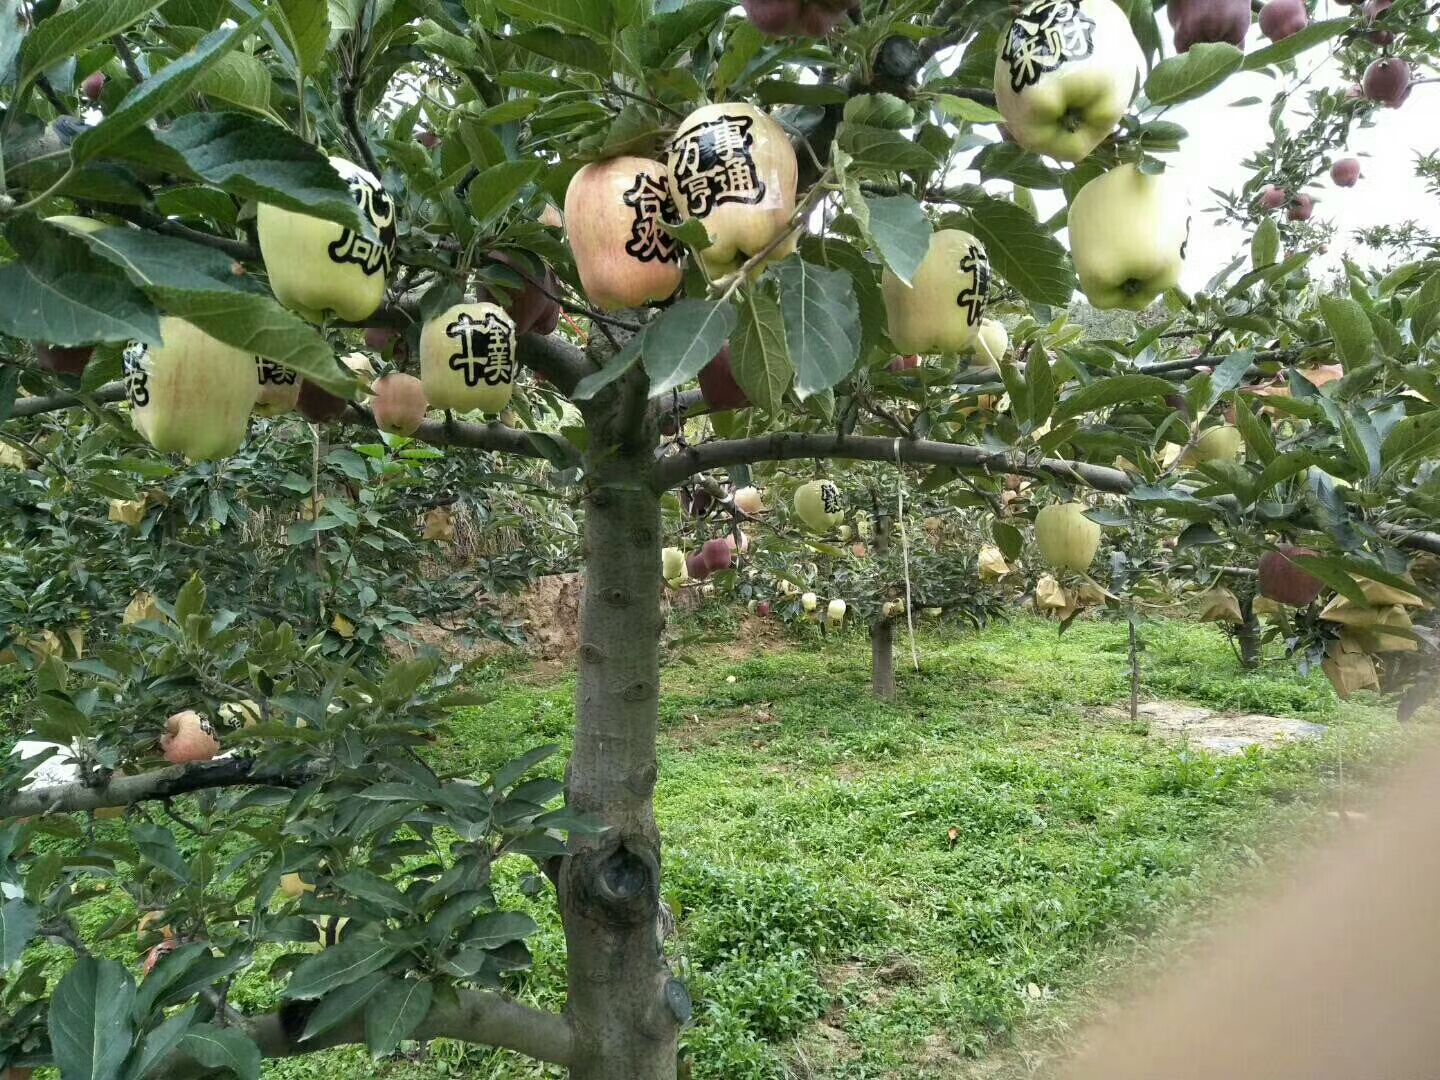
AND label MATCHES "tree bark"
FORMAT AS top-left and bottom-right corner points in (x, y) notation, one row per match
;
(561, 378), (683, 1080)
(1237, 600), (1261, 672)
(871, 618), (895, 701)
